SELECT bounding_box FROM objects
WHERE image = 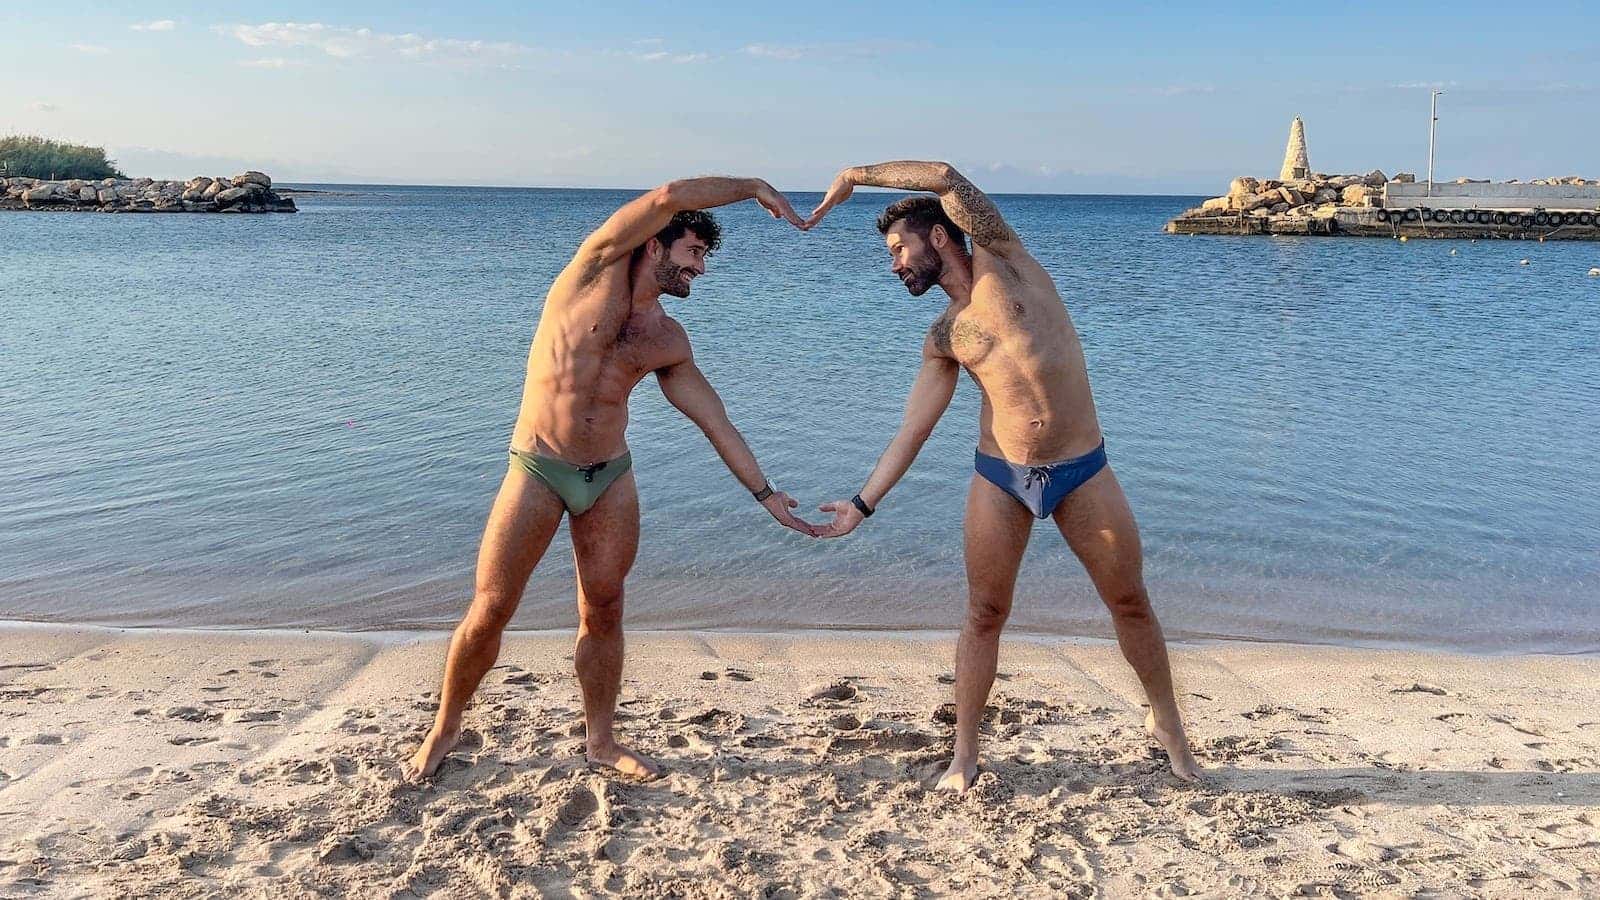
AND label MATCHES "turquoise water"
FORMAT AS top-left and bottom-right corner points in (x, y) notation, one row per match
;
(2, 186), (1597, 652)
